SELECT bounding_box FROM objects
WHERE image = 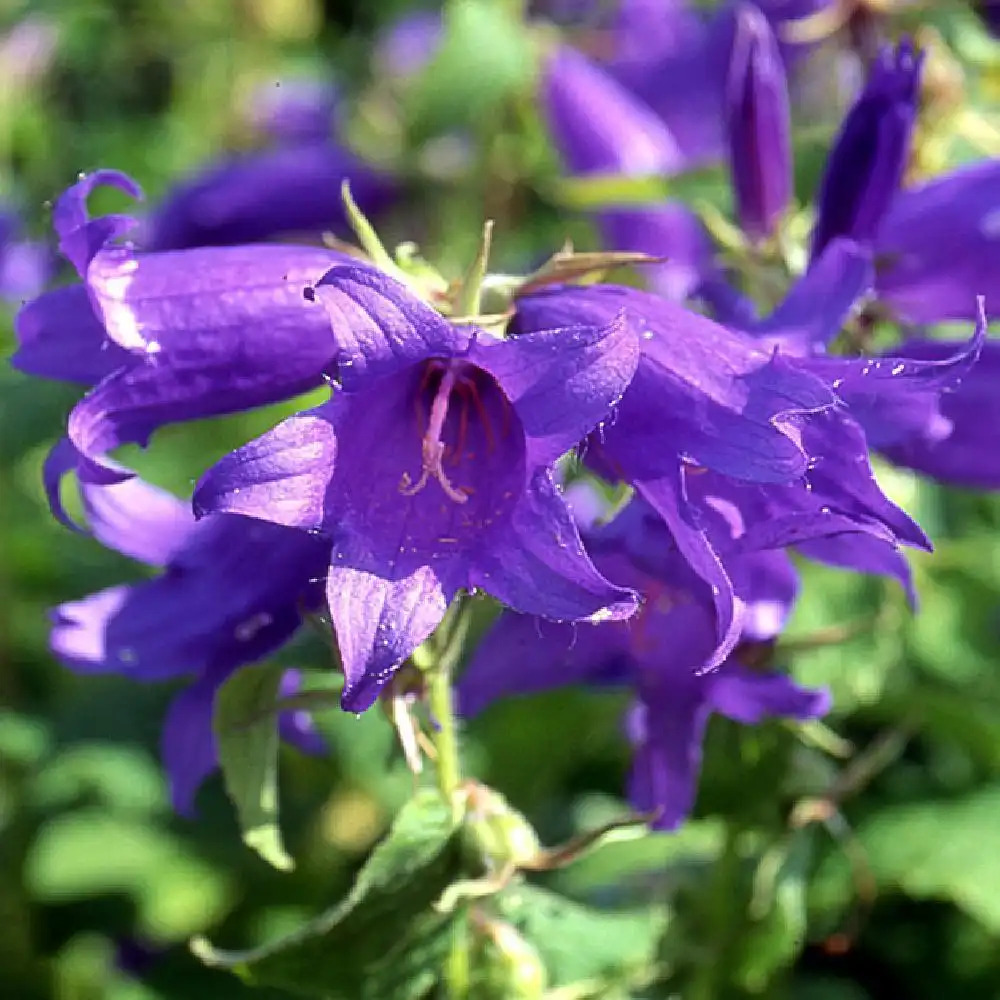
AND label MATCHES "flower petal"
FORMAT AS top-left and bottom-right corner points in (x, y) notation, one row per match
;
(542, 44), (684, 176)
(879, 336), (1000, 489)
(50, 514), (326, 681)
(458, 614), (631, 717)
(161, 668), (223, 817)
(80, 477), (195, 567)
(876, 159), (1000, 324)
(11, 285), (128, 385)
(472, 314), (639, 466)
(146, 143), (394, 251)
(752, 238), (874, 354)
(471, 470), (638, 623)
(313, 263), (470, 388)
(516, 285), (835, 483)
(53, 169), (142, 276)
(804, 297), (986, 450)
(708, 664), (831, 724)
(796, 531), (916, 605)
(328, 556), (454, 713)
(626, 681), (712, 830)
(634, 467), (745, 669)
